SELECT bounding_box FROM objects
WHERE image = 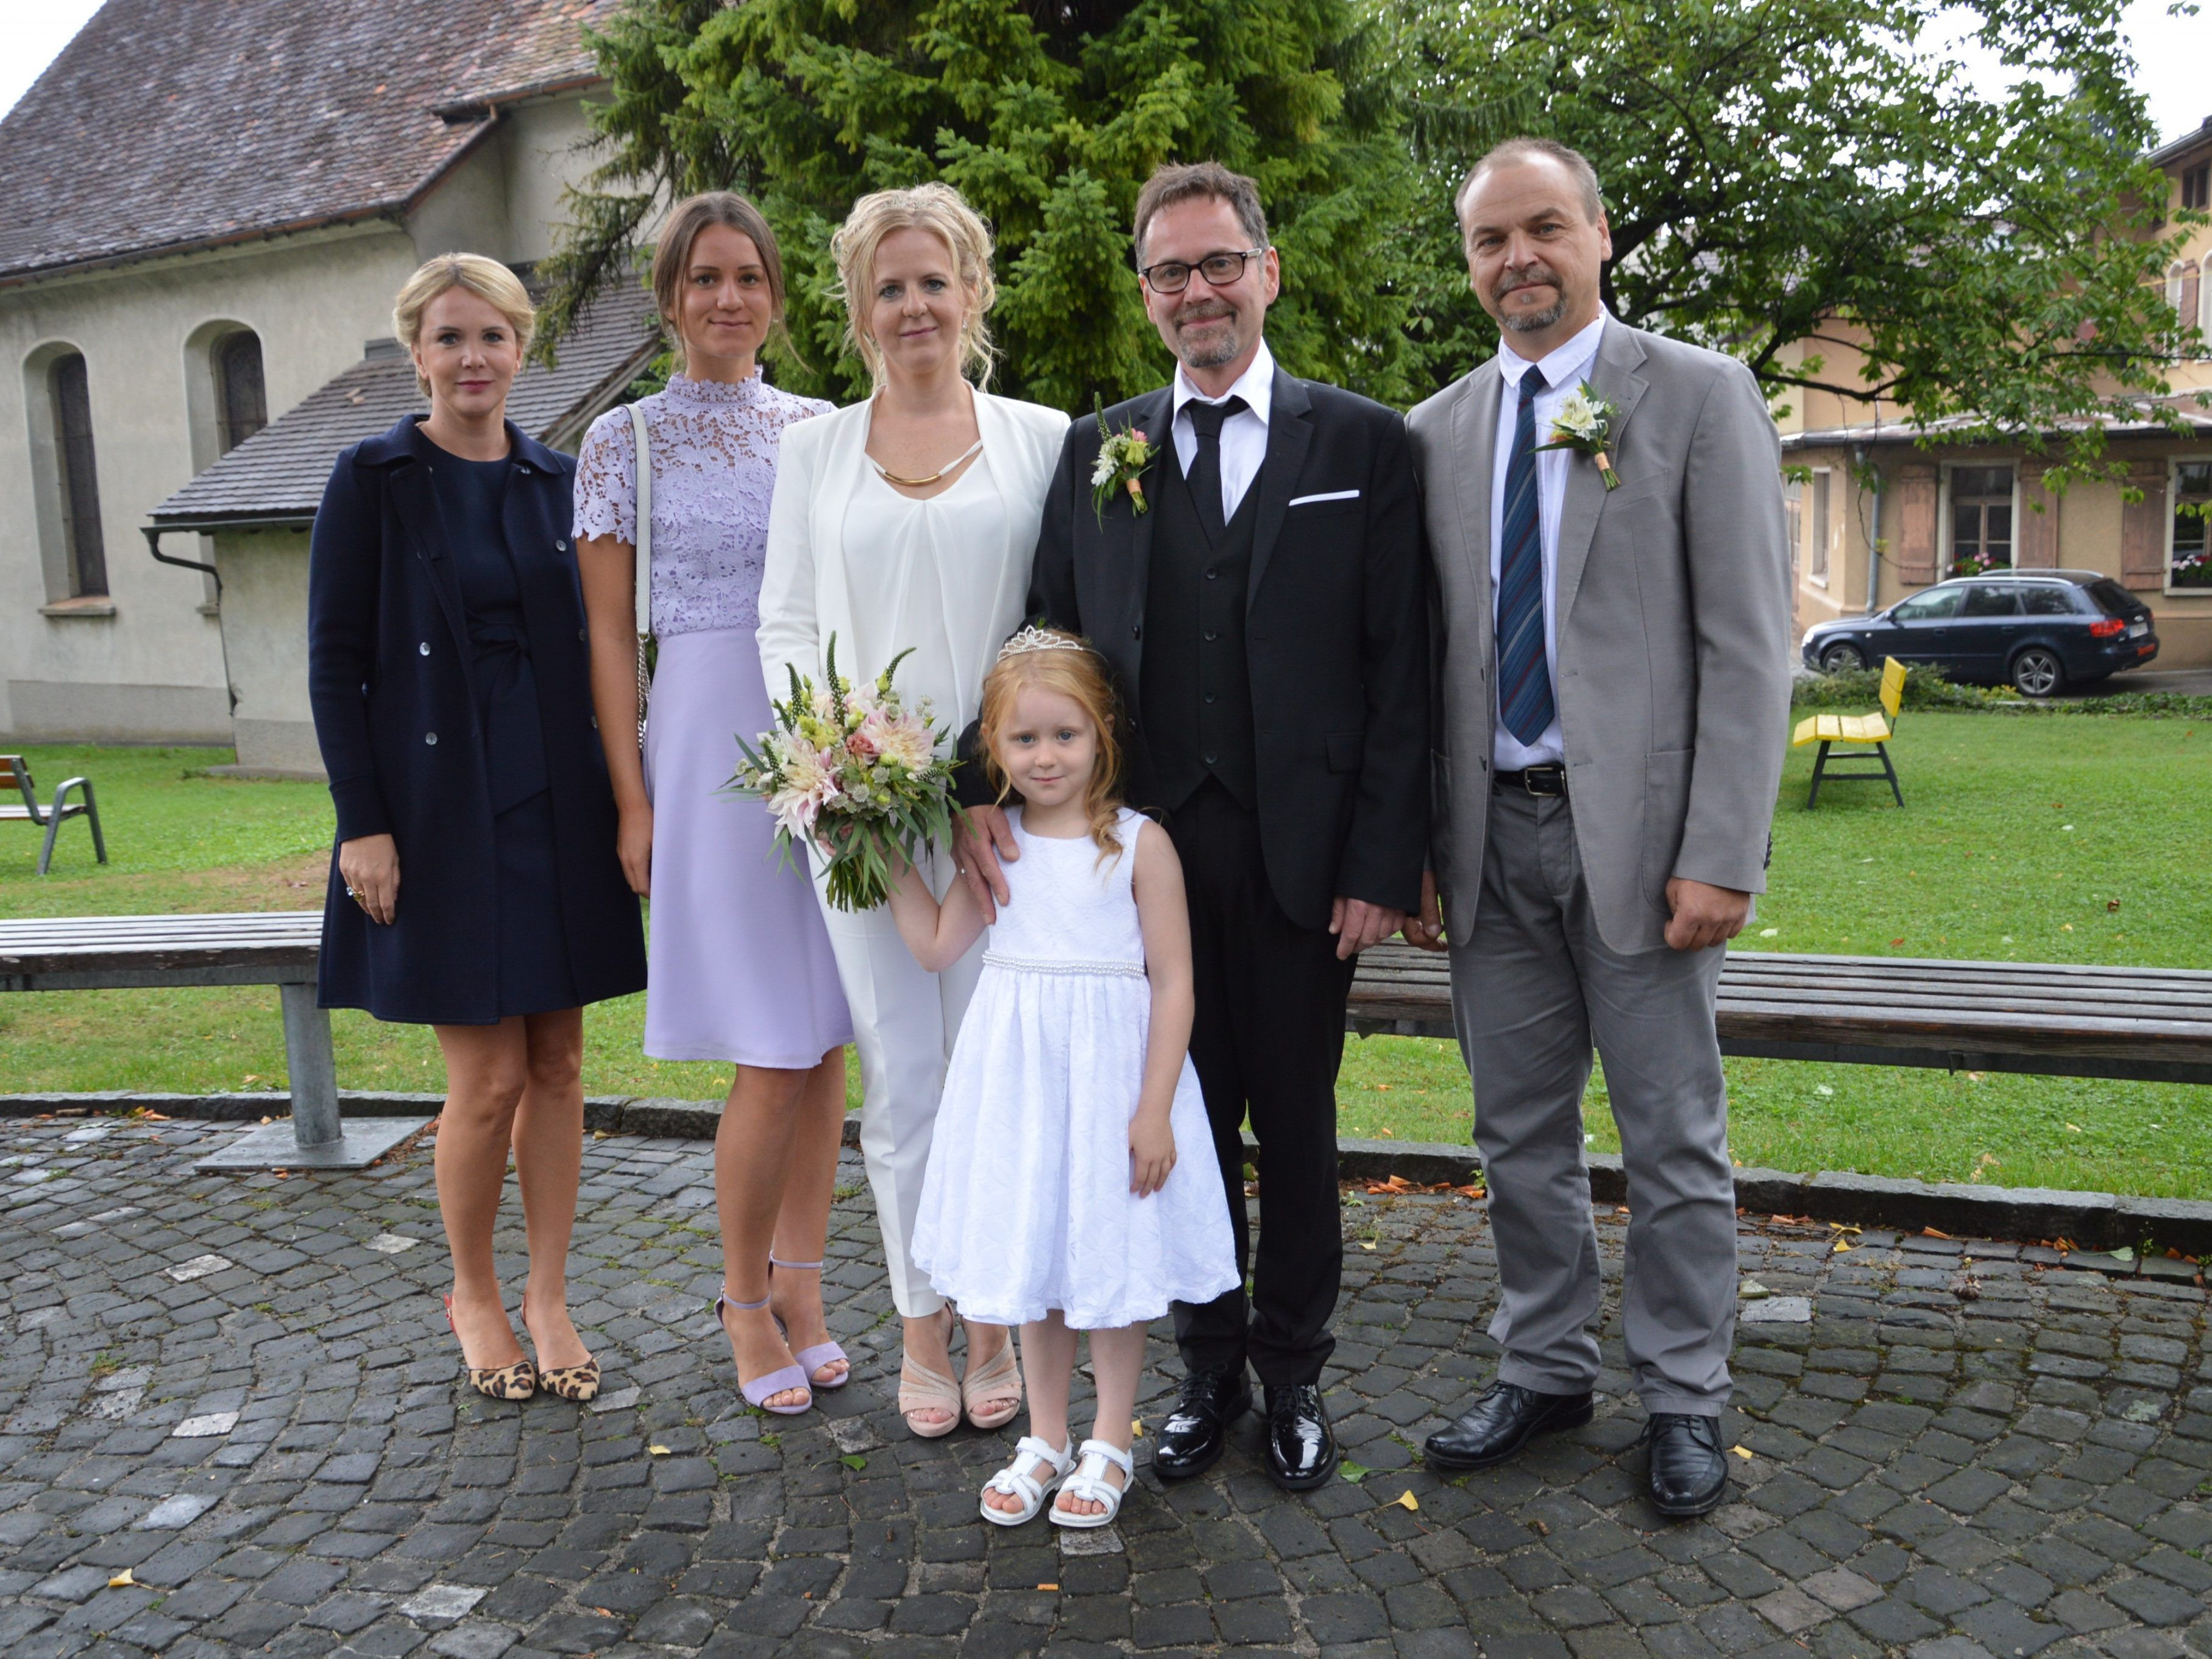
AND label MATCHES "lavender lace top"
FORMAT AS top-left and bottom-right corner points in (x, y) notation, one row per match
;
(573, 372), (832, 637)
